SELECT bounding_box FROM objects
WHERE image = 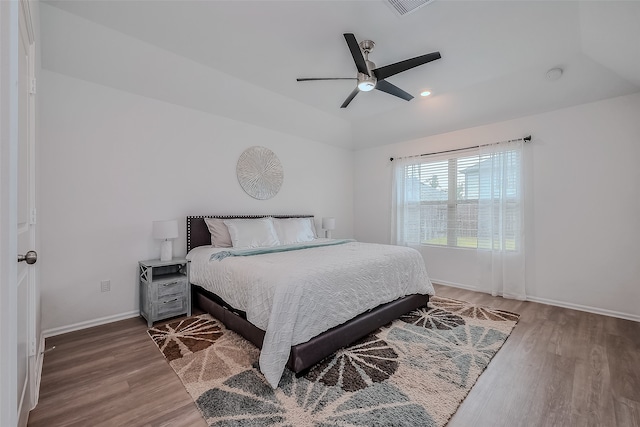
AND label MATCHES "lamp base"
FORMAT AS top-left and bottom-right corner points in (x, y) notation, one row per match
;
(325, 230), (332, 239)
(160, 240), (173, 261)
